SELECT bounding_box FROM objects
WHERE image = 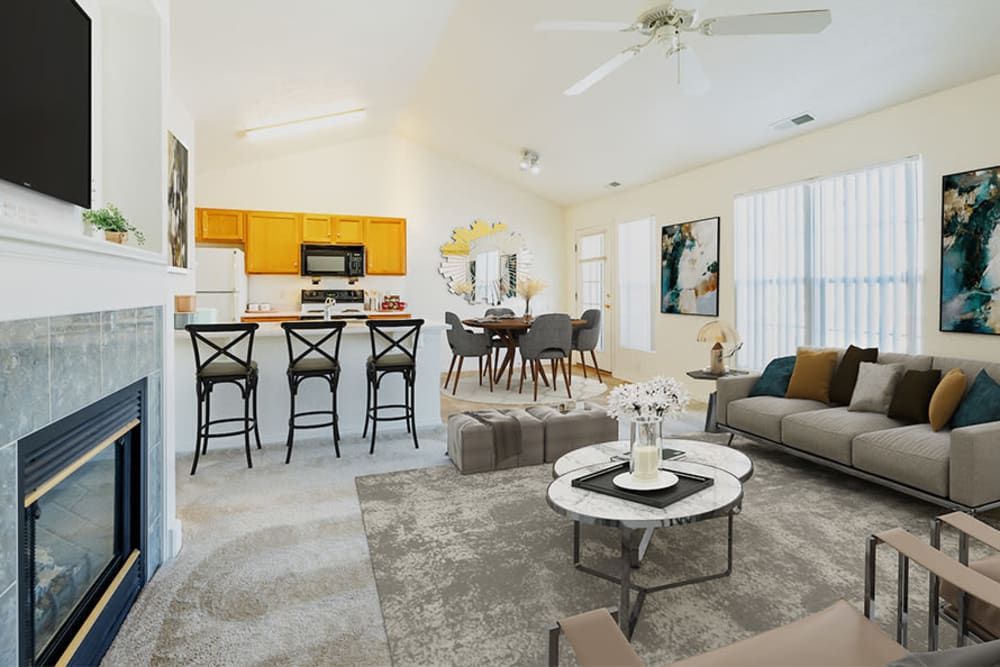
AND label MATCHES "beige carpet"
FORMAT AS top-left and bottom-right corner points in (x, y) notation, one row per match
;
(102, 430), (448, 666)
